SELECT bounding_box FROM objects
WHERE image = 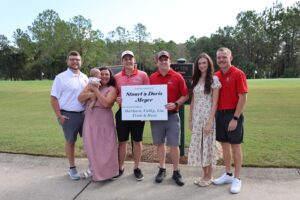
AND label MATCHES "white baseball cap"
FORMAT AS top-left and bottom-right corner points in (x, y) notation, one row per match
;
(121, 50), (134, 58)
